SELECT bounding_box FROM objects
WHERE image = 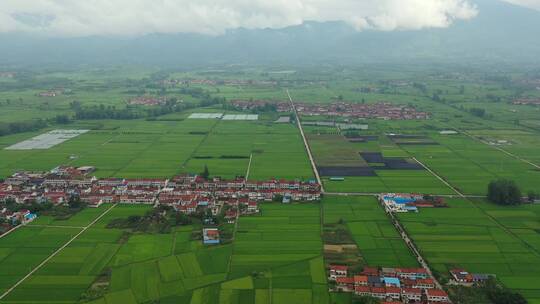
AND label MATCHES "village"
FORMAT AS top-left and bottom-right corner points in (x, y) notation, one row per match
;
(161, 79), (279, 87)
(0, 165), (322, 236)
(379, 194), (448, 213)
(328, 264), (493, 304)
(512, 98), (540, 105)
(229, 99), (430, 120)
(128, 96), (168, 106)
